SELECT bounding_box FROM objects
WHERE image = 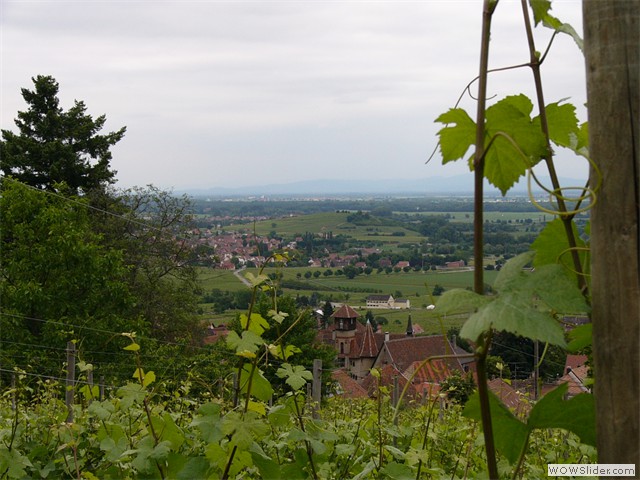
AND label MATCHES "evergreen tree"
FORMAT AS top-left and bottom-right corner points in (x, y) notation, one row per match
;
(0, 75), (125, 194)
